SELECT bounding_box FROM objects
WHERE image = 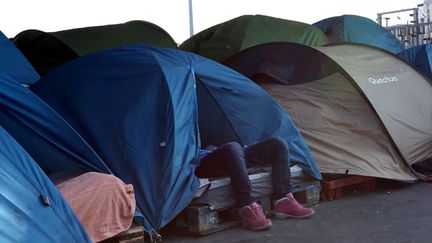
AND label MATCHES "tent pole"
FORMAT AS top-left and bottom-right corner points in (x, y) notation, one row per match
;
(189, 0), (194, 37)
